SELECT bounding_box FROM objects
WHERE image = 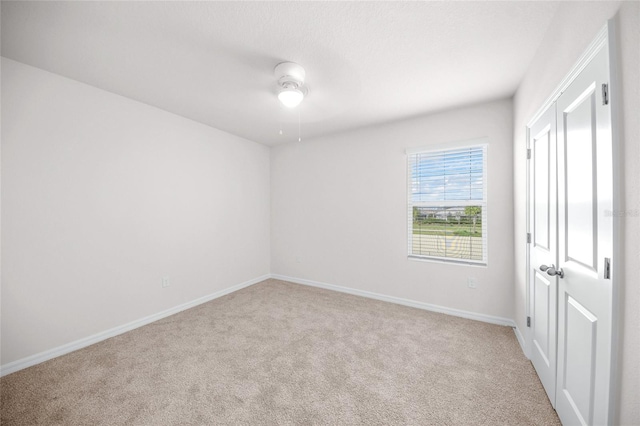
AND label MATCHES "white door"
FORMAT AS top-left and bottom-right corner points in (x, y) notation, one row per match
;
(528, 104), (558, 406)
(555, 45), (613, 426)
